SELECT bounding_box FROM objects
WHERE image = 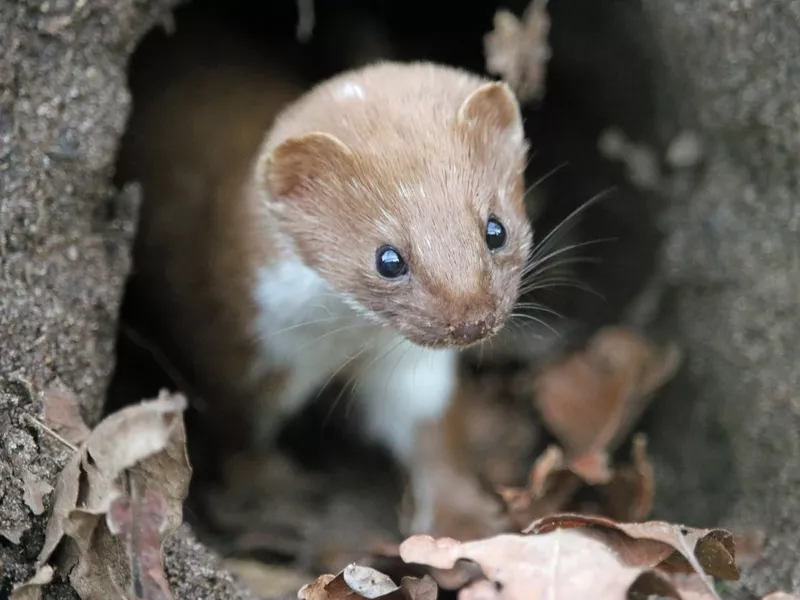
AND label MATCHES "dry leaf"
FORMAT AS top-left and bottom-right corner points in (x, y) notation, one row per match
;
(106, 489), (174, 600)
(568, 449), (613, 485)
(41, 383), (90, 445)
(527, 514), (739, 585)
(484, 0), (551, 103)
(596, 433), (655, 522)
(496, 445), (581, 529)
(37, 391), (191, 600)
(399, 530), (683, 599)
(9, 565), (54, 600)
(762, 594), (800, 600)
(531, 327), (681, 459)
(22, 470), (54, 516)
(299, 564), (437, 600)
(497, 434), (655, 528)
